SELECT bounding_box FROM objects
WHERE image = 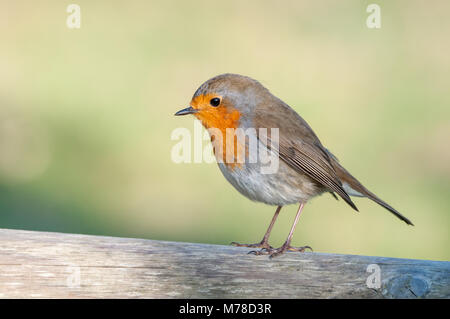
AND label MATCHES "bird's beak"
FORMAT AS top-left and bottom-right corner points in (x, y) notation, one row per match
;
(174, 106), (197, 116)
